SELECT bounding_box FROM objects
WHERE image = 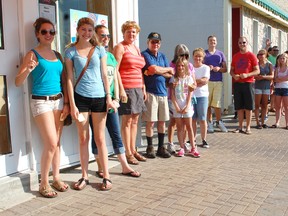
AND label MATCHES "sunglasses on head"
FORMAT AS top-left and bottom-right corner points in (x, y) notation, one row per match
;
(101, 34), (111, 38)
(40, 29), (56, 36)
